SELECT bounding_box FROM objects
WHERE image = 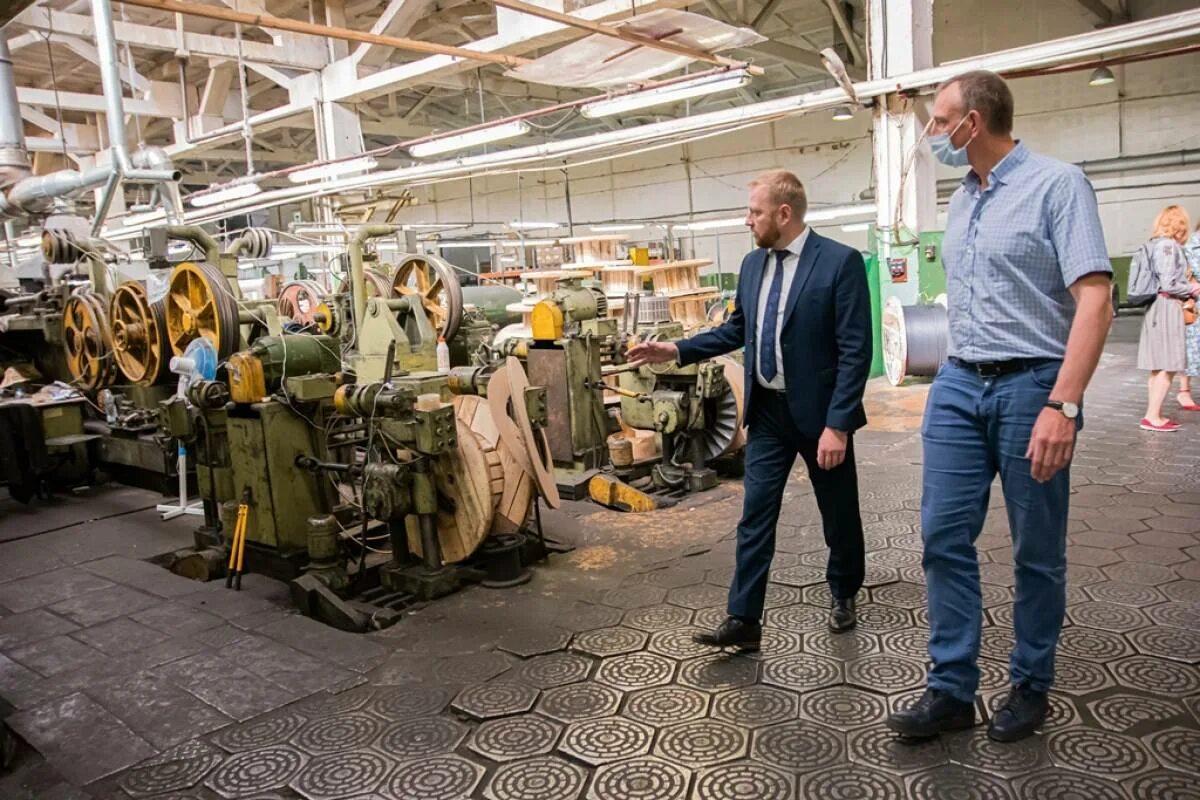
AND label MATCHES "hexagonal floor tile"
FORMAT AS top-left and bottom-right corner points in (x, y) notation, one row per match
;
(645, 627), (713, 661)
(383, 754), (484, 800)
(537, 682), (623, 723)
(1084, 581), (1167, 607)
(289, 750), (391, 800)
(1127, 626), (1200, 664)
(763, 603), (827, 632)
(752, 719), (845, 771)
(800, 685), (888, 730)
(621, 605), (693, 633)
(1067, 601), (1150, 633)
(760, 652), (842, 692)
(1144, 601), (1200, 630)
(601, 585), (668, 610)
(516, 652), (593, 688)
(292, 713), (383, 755)
(367, 686), (452, 719)
(1110, 655), (1200, 695)
(944, 729), (1048, 778)
(452, 682), (540, 721)
(558, 716), (654, 766)
(1125, 770), (1200, 800)
(205, 746), (308, 798)
(571, 626), (648, 658)
(586, 756), (688, 800)
(801, 763), (904, 799)
(845, 655), (926, 694)
(905, 764), (1017, 800)
(1056, 627), (1134, 663)
(375, 716), (469, 759)
(846, 726), (948, 776)
(870, 582), (927, 609)
(1016, 768), (1128, 800)
(694, 761), (794, 800)
(594, 652), (677, 692)
(676, 653), (759, 691)
(1087, 693), (1187, 734)
(483, 756), (587, 800)
(654, 719), (747, 767)
(665, 584), (729, 609)
(621, 685), (709, 727)
(710, 685), (799, 728)
(1045, 728), (1155, 779)
(497, 627), (573, 658)
(469, 714), (563, 762)
(803, 628), (882, 661)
